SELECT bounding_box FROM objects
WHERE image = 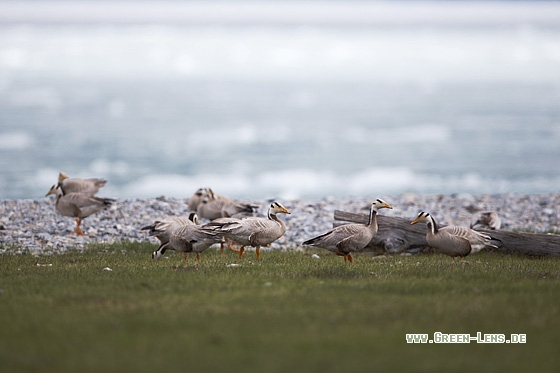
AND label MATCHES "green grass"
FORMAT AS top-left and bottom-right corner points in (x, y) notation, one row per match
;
(1, 243), (559, 372)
